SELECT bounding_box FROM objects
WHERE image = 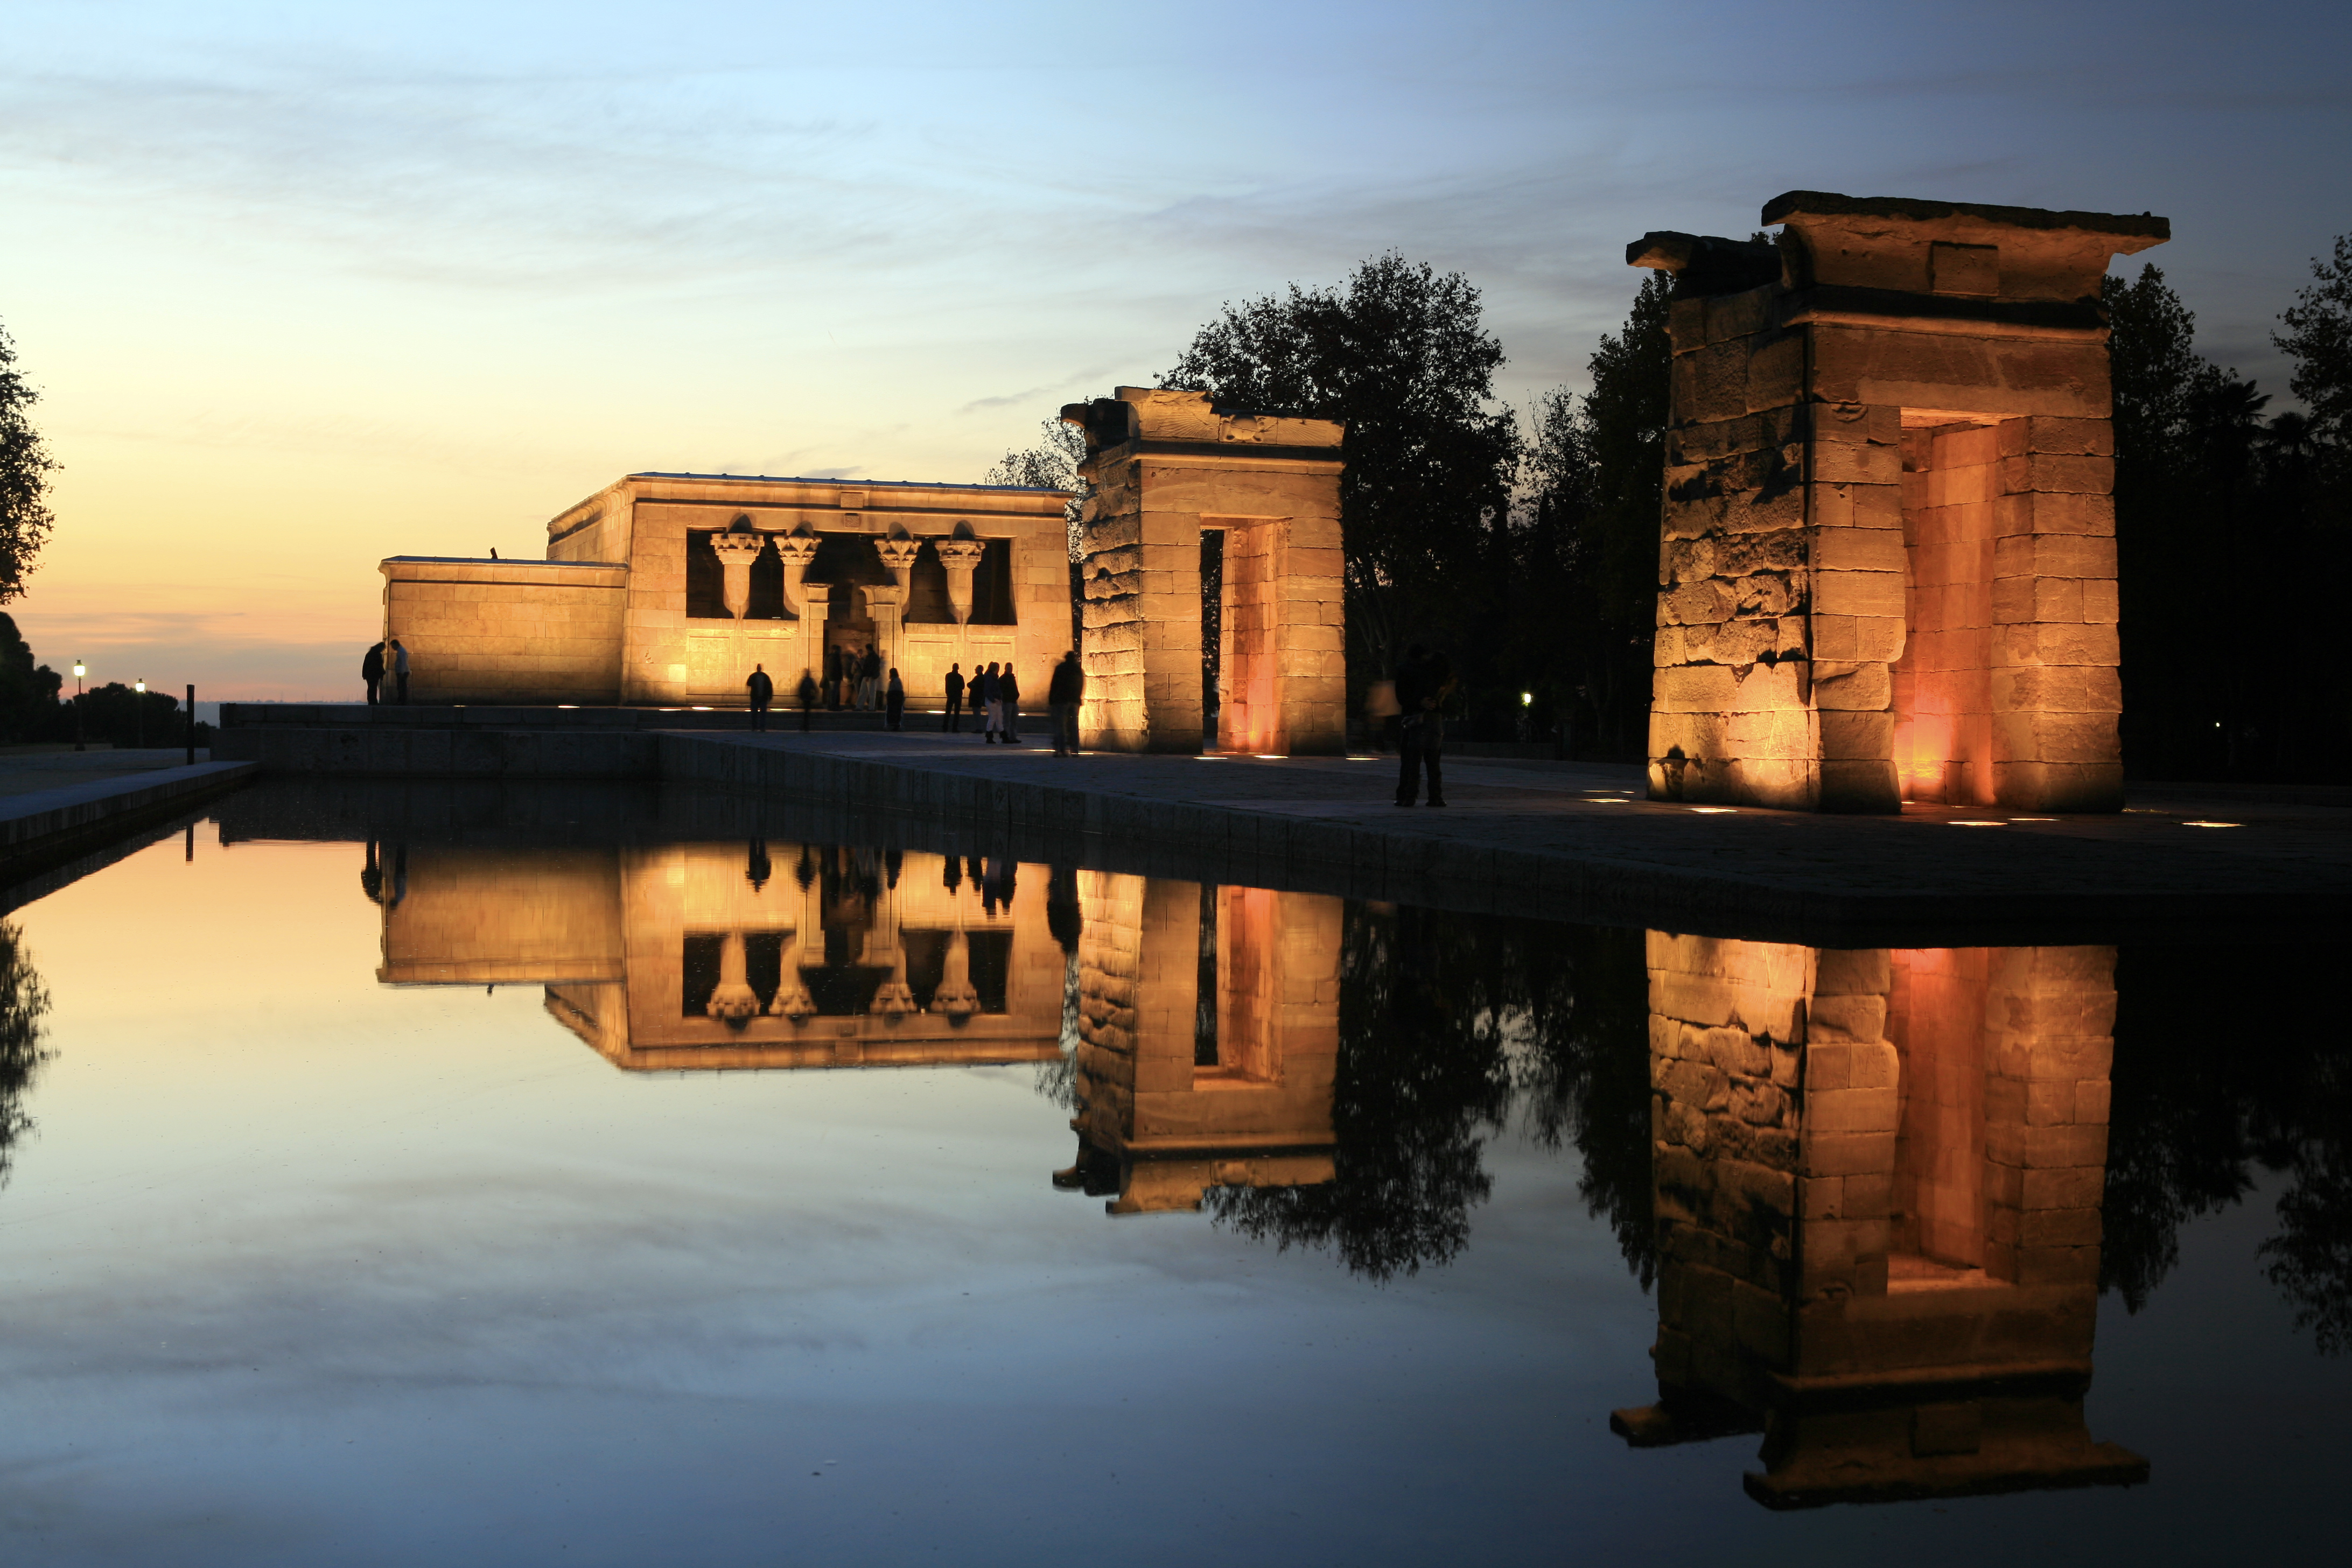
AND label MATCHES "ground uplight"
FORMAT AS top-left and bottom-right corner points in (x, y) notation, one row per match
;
(1690, 807), (1736, 815)
(2183, 820), (2243, 828)
(1951, 820), (2005, 827)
